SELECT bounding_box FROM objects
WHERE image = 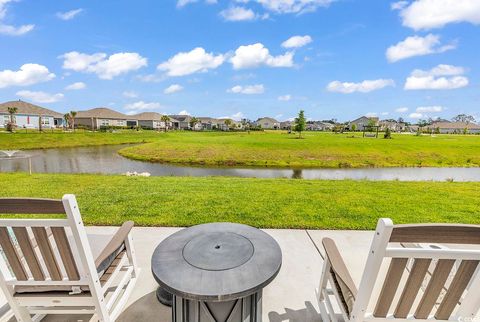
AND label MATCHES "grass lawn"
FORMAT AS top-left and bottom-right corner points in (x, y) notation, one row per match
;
(1, 130), (480, 168)
(0, 130), (160, 150)
(118, 131), (480, 168)
(0, 173), (478, 230)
